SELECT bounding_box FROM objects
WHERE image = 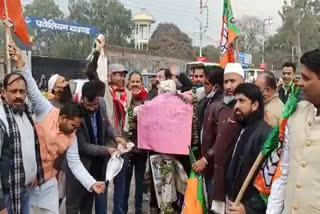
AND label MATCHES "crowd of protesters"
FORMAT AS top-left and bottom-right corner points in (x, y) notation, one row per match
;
(0, 38), (319, 214)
